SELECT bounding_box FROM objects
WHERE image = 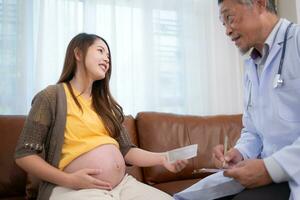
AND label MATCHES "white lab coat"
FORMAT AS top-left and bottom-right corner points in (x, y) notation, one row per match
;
(235, 19), (300, 200)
